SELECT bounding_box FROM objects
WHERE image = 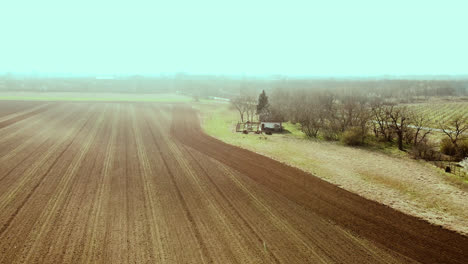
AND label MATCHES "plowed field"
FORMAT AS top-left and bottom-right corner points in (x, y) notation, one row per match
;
(0, 102), (466, 264)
